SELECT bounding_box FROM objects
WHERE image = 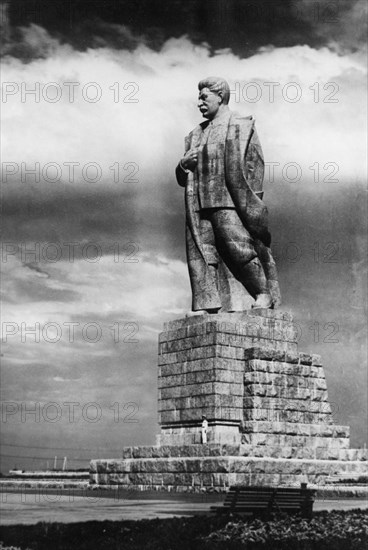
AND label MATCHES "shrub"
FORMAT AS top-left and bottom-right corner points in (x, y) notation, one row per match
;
(202, 509), (368, 550)
(0, 509), (367, 549)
